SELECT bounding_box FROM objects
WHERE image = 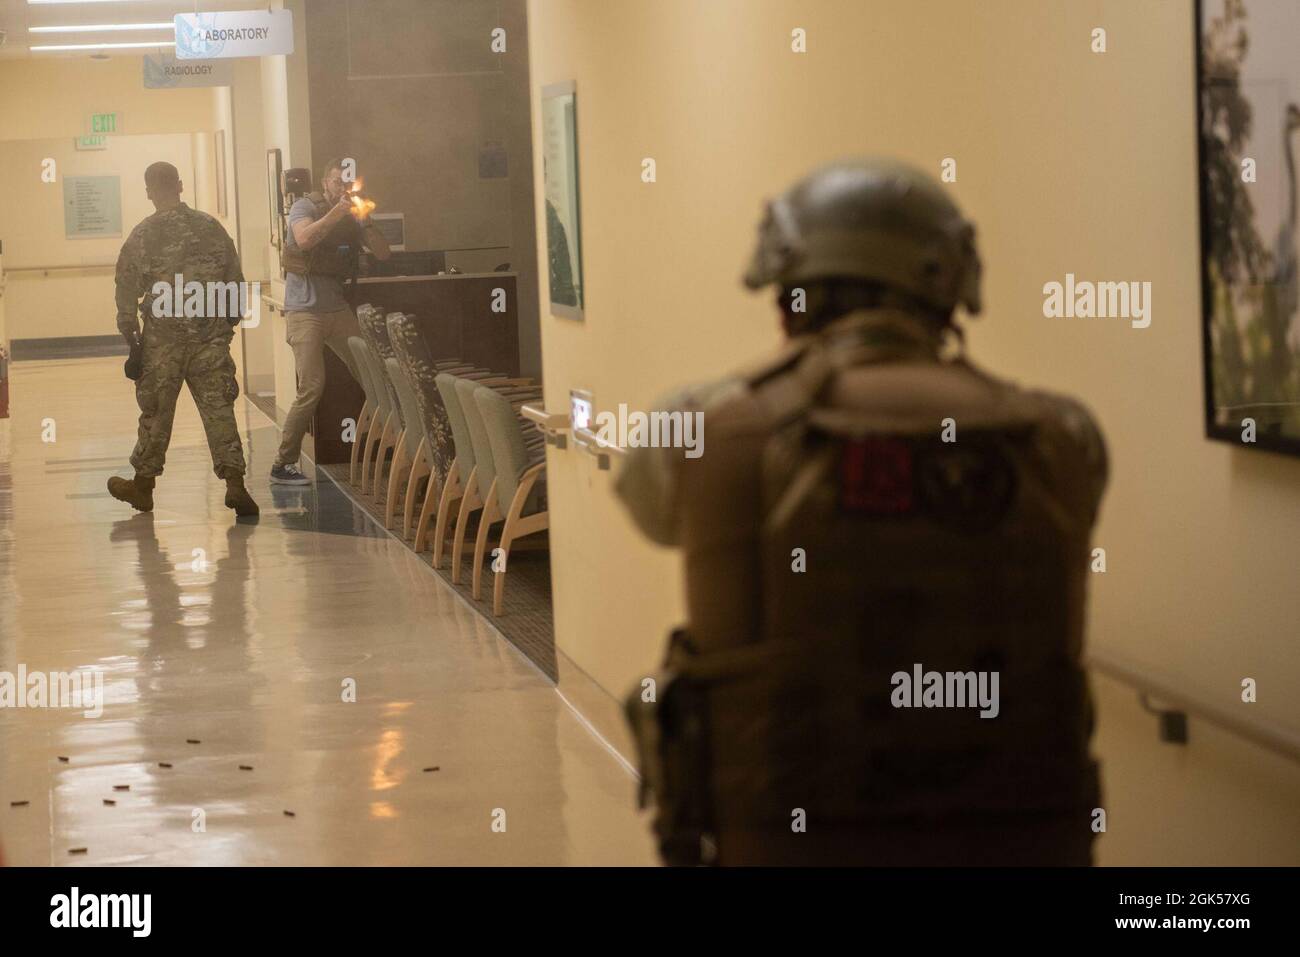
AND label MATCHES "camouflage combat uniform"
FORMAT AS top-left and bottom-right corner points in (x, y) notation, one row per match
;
(114, 203), (246, 480)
